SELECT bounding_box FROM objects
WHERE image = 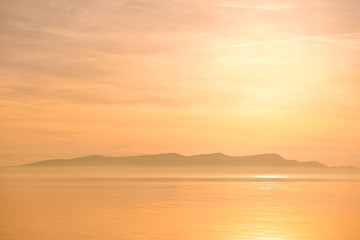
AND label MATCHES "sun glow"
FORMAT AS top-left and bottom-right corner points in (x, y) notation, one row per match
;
(240, 83), (305, 117)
